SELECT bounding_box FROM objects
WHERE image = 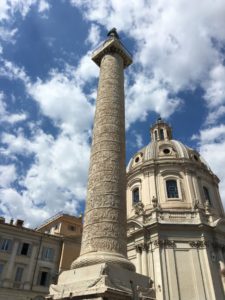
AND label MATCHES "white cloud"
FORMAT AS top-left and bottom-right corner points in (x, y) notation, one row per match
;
(192, 124), (225, 144)
(0, 0), (50, 50)
(71, 0), (225, 123)
(205, 106), (225, 125)
(0, 58), (29, 82)
(0, 165), (17, 188)
(0, 0), (50, 21)
(203, 64), (225, 108)
(134, 133), (143, 149)
(0, 188), (49, 227)
(38, 0), (50, 13)
(194, 125), (225, 206)
(0, 92), (27, 124)
(86, 23), (101, 48)
(1, 128), (90, 226)
(0, 54), (98, 226)
(125, 76), (182, 127)
(28, 73), (94, 135)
